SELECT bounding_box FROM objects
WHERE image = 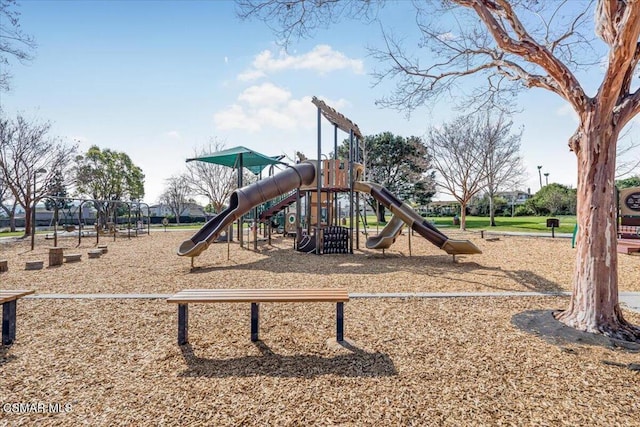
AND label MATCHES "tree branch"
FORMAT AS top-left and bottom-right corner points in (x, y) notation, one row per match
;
(615, 87), (640, 129)
(597, 1), (640, 115)
(458, 0), (588, 111)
